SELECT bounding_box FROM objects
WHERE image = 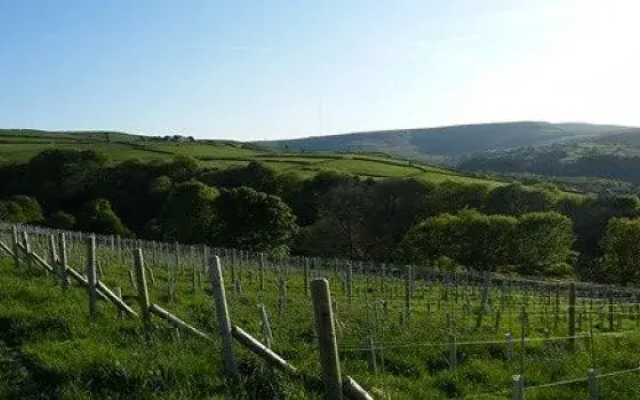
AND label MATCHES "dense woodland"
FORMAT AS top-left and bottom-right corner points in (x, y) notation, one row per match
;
(1, 149), (640, 284)
(461, 147), (640, 187)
